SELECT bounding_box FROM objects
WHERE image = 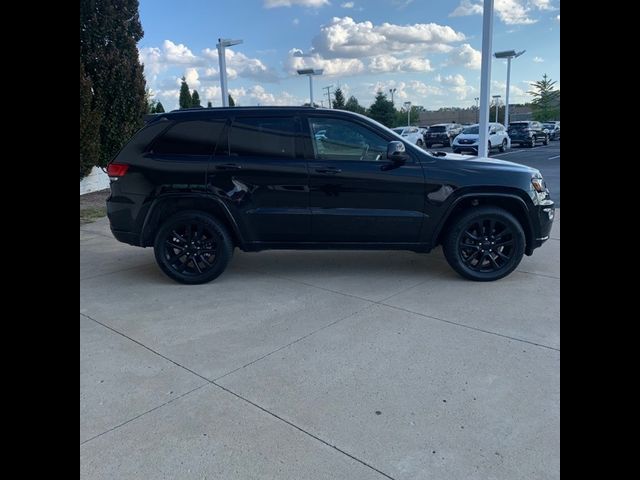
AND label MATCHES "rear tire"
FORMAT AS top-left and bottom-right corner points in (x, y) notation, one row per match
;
(543, 135), (549, 145)
(442, 206), (525, 281)
(499, 139), (507, 152)
(153, 211), (234, 284)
